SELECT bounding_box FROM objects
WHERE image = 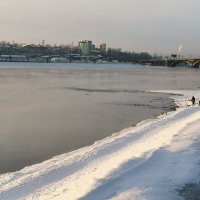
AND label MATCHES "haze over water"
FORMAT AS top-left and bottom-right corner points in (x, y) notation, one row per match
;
(0, 63), (200, 174)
